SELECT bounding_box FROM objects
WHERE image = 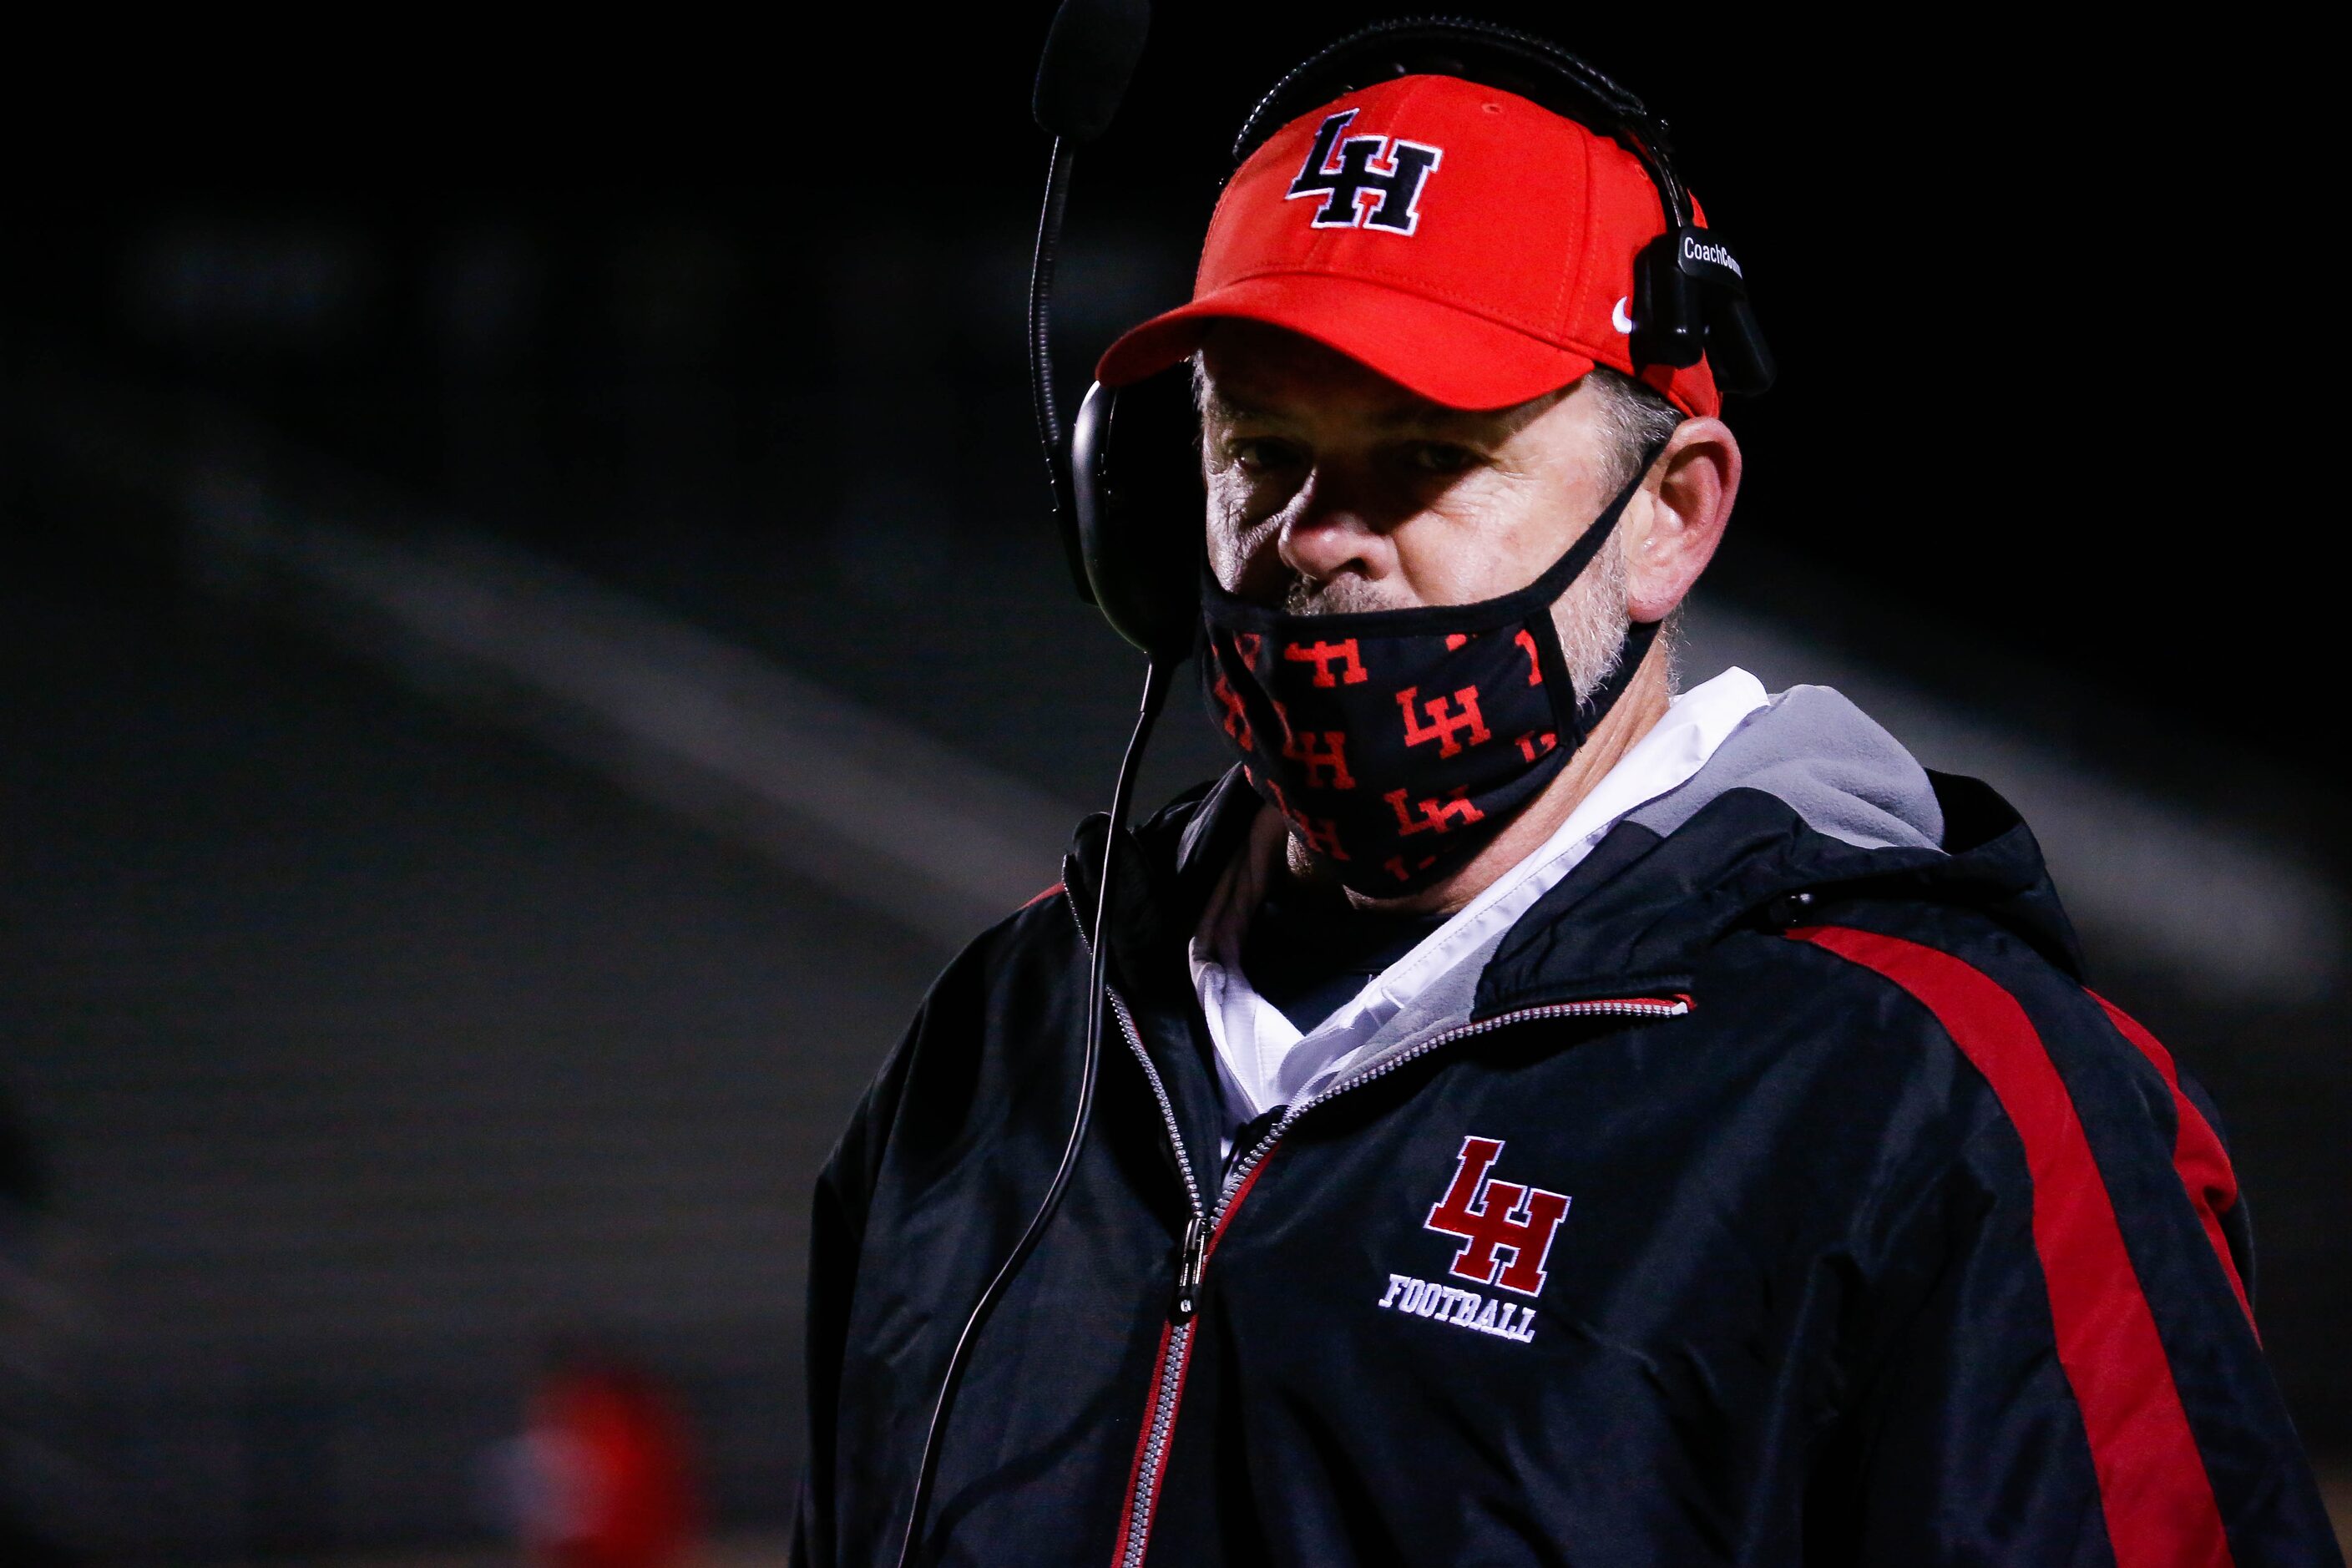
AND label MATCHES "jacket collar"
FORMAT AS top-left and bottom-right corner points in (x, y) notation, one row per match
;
(1060, 766), (1258, 1012)
(1069, 764), (2079, 1023)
